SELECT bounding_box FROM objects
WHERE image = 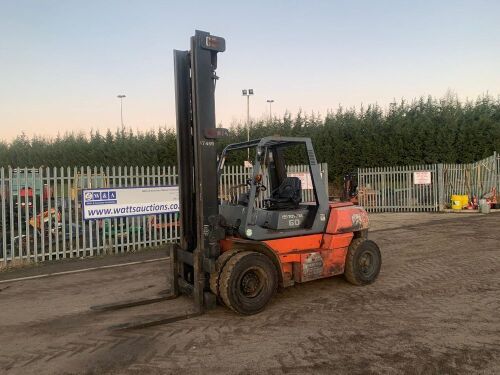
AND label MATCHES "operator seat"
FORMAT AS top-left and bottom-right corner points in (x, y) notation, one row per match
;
(238, 191), (250, 206)
(265, 177), (302, 210)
